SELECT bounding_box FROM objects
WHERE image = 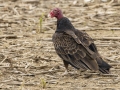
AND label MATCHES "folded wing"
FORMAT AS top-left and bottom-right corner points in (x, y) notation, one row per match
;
(52, 32), (99, 71)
